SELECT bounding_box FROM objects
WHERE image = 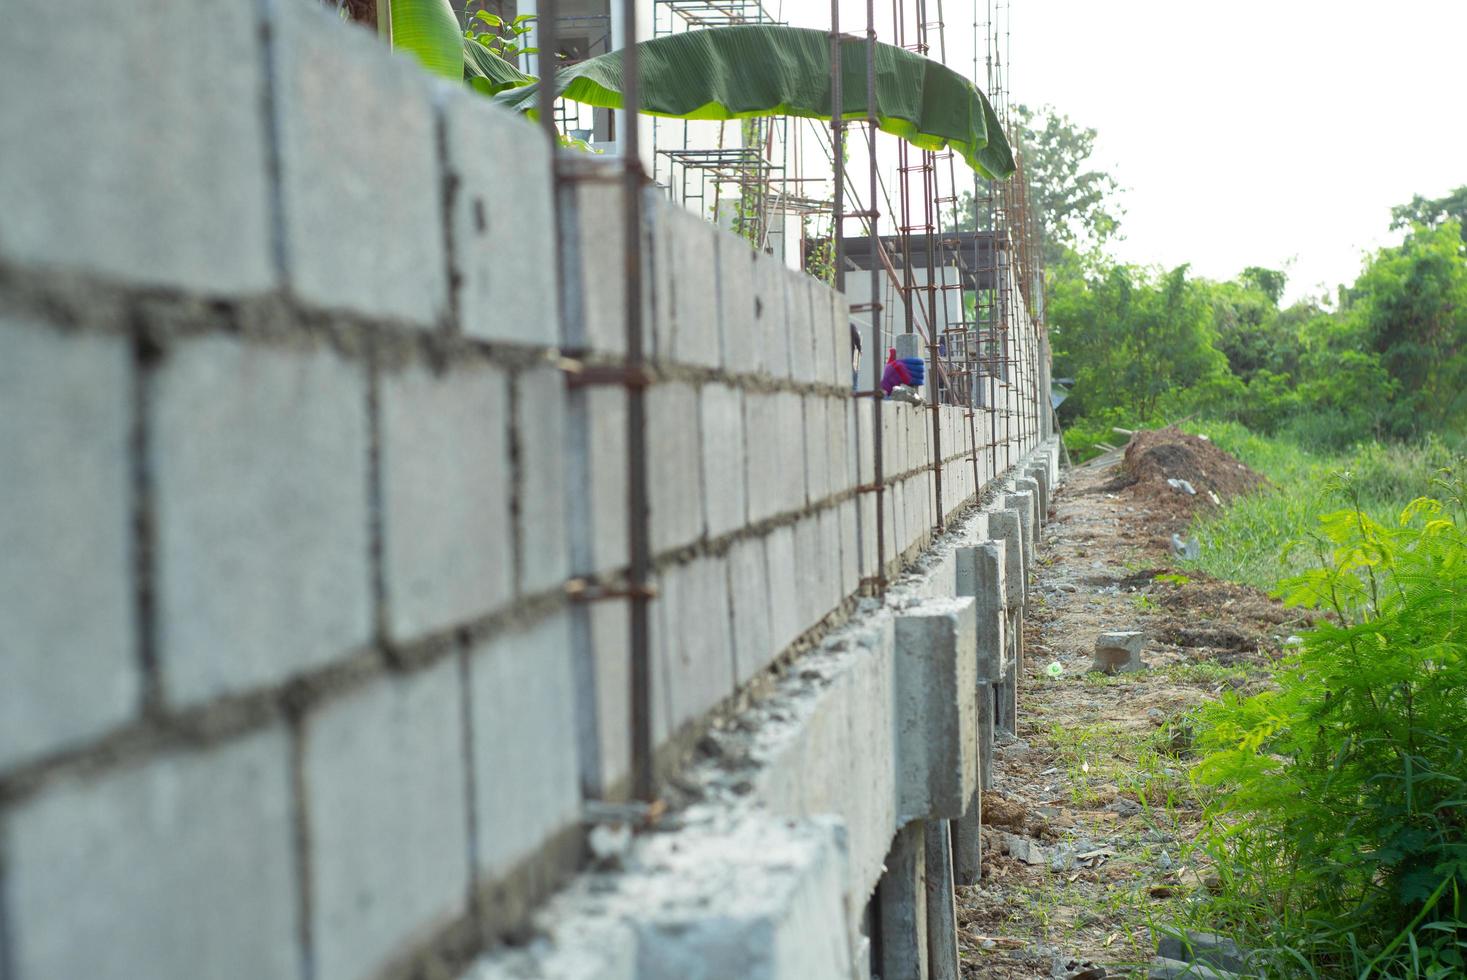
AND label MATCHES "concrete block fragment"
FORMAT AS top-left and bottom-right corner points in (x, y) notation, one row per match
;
(752, 253), (790, 378)
(151, 336), (372, 706)
(647, 382), (702, 554)
(4, 730), (298, 980)
(894, 598), (978, 822)
(924, 821), (960, 980)
(0, 321), (138, 770)
(305, 660), (469, 980)
(1092, 630), (1147, 674)
(651, 199), (720, 367)
(700, 383), (746, 539)
(766, 525), (801, 654)
(469, 613), (581, 879)
(381, 360), (512, 639)
(273, 0), (446, 323)
(659, 556), (735, 732)
(0, 0), (273, 293)
(717, 234), (758, 374)
(878, 822), (928, 980)
(744, 392), (805, 522)
(442, 91), (558, 346)
(516, 364), (569, 595)
(729, 535), (773, 684)
(986, 509), (1025, 610)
